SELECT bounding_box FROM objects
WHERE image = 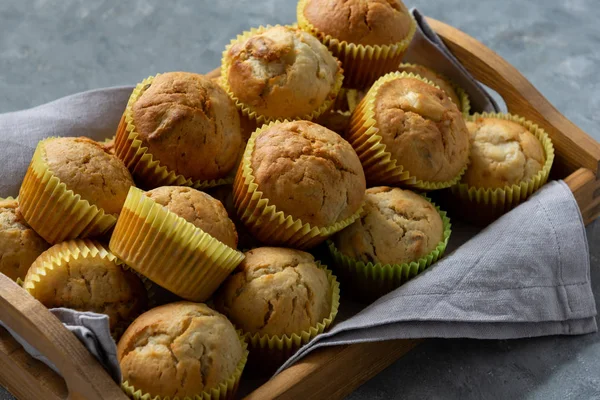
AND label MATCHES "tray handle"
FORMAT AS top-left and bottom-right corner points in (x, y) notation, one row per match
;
(0, 274), (127, 400)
